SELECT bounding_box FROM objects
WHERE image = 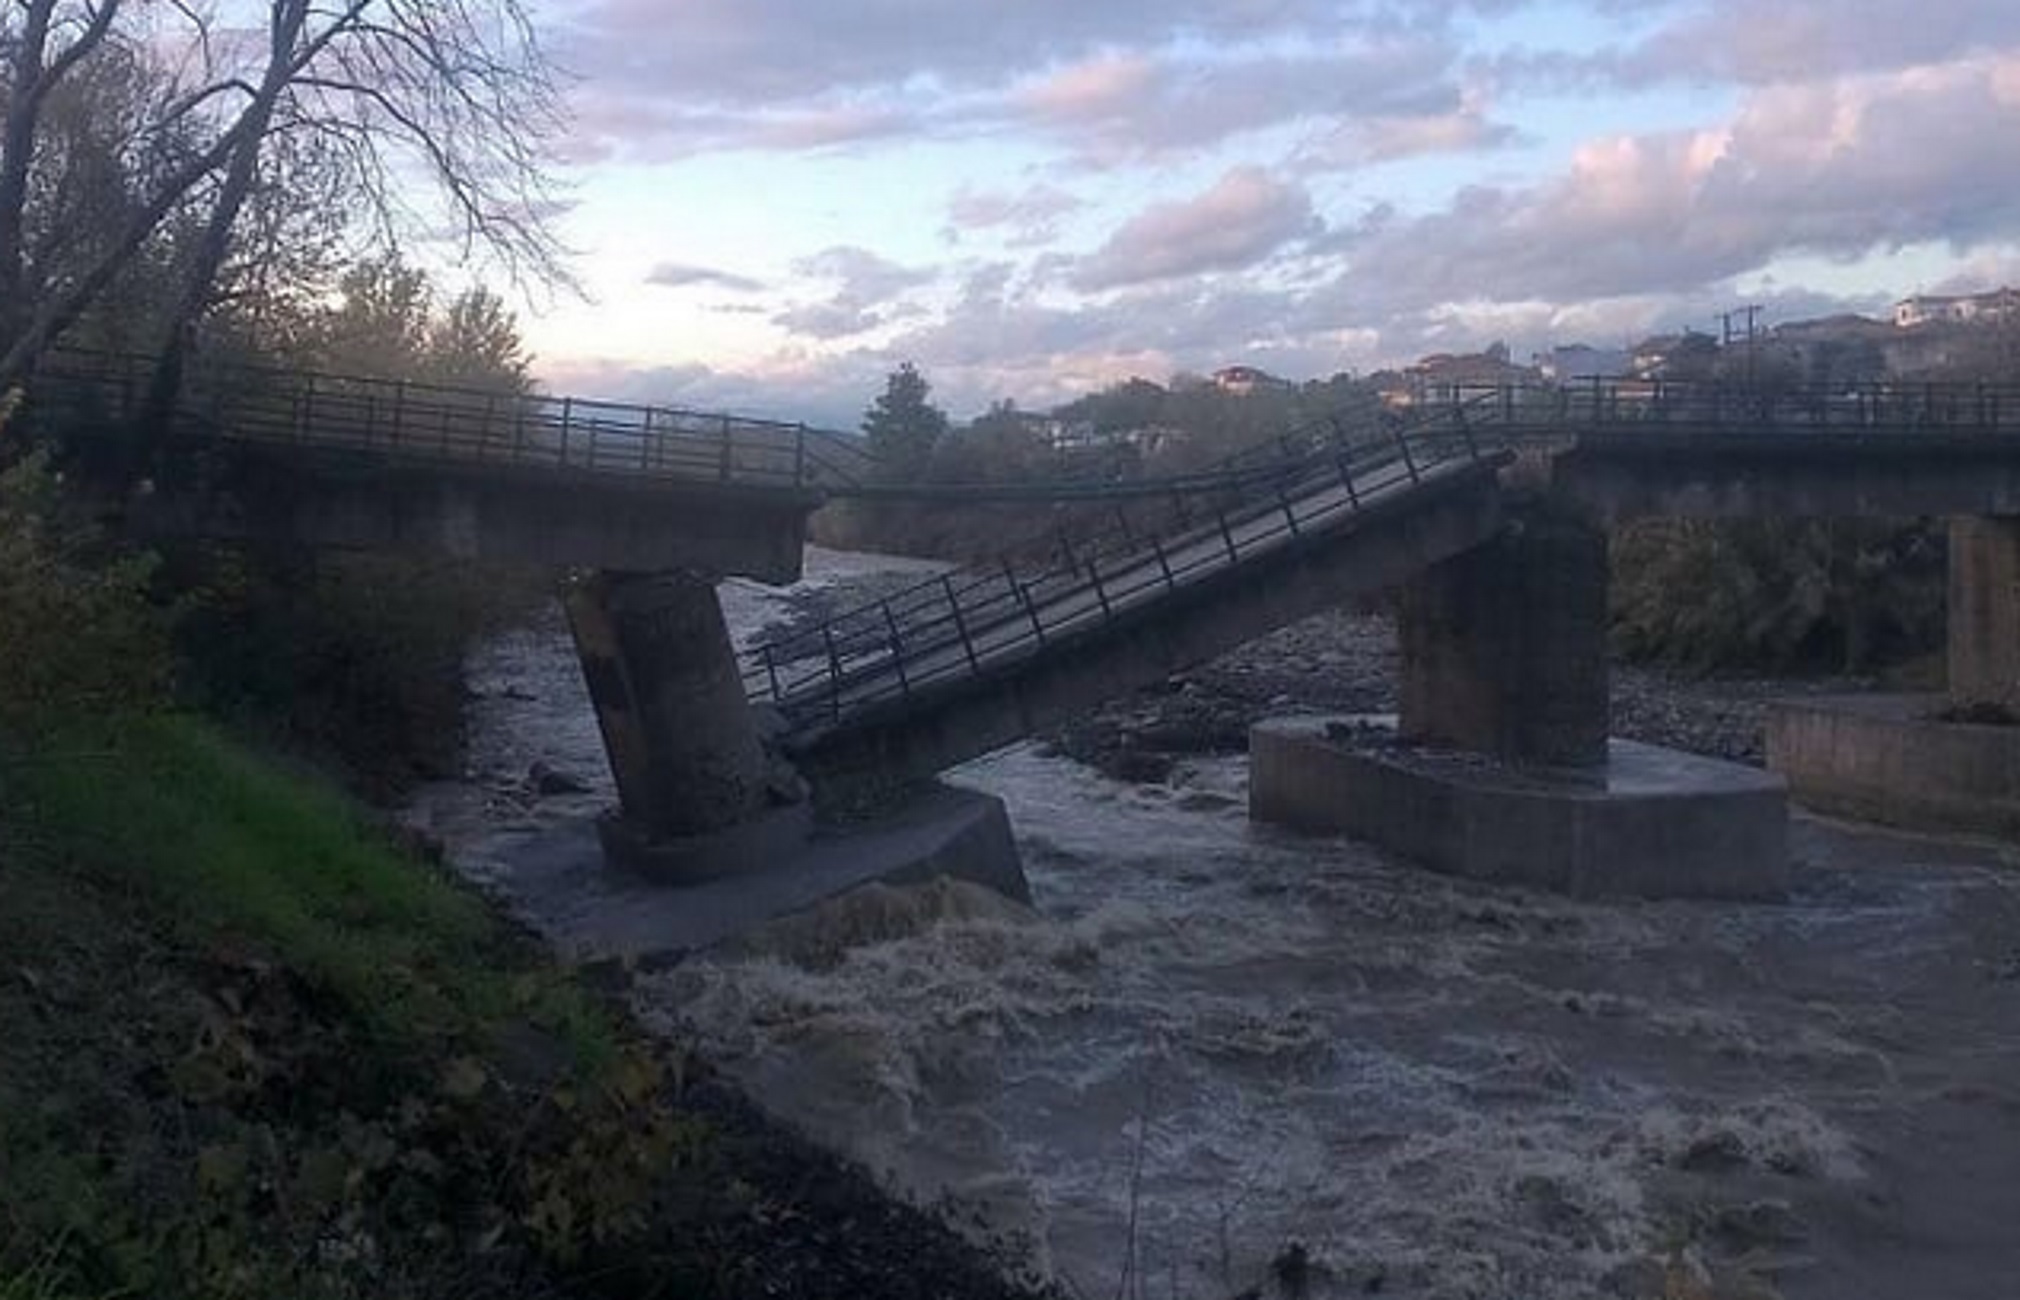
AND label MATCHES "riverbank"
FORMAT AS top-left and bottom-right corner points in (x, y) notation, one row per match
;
(0, 716), (1052, 1299)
